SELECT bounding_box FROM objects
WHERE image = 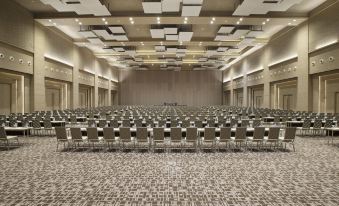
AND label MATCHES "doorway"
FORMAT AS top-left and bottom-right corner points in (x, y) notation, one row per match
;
(255, 96), (263, 108)
(283, 95), (293, 110)
(335, 92), (339, 113)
